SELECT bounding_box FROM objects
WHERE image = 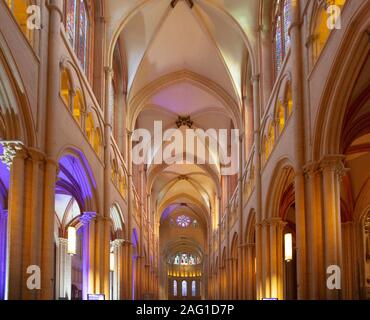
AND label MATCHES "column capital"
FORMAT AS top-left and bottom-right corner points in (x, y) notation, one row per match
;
(239, 242), (255, 248)
(80, 212), (97, 225)
(246, 243), (256, 248)
(58, 237), (68, 246)
(127, 129), (133, 138)
(267, 217), (287, 229)
(259, 25), (272, 37)
(0, 140), (25, 167)
(46, 0), (64, 22)
(28, 148), (46, 162)
(303, 161), (320, 177)
(251, 74), (260, 83)
(111, 239), (125, 248)
(319, 155), (348, 177)
(288, 21), (302, 37)
(305, 34), (315, 48)
(104, 67), (114, 77)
